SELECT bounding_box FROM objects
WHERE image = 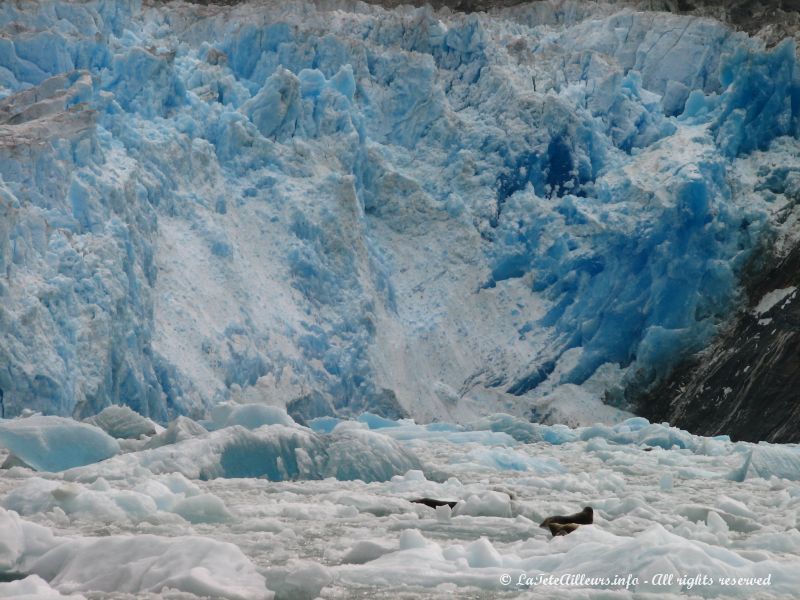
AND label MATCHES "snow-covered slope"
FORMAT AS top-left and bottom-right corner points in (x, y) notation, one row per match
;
(0, 0), (798, 424)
